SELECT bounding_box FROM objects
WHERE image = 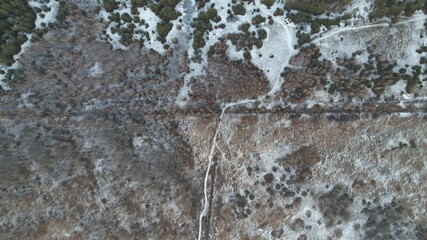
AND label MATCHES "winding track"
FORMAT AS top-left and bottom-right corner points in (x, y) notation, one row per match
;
(197, 99), (256, 240)
(311, 13), (427, 44)
(195, 11), (427, 239)
(196, 10), (300, 238)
